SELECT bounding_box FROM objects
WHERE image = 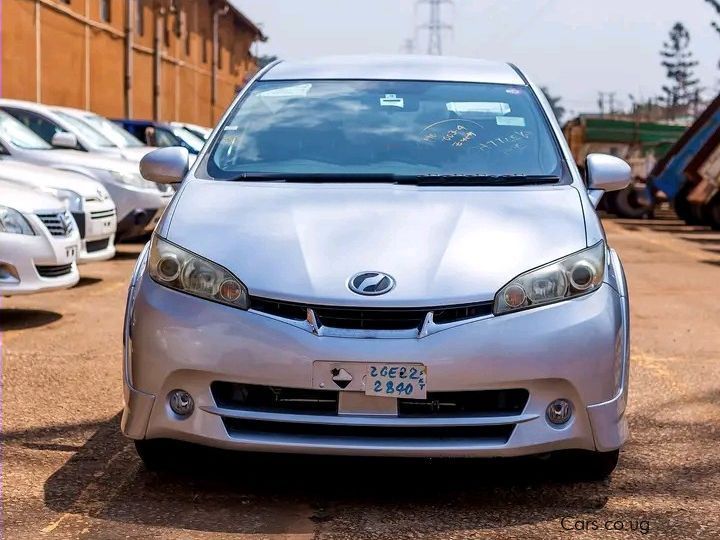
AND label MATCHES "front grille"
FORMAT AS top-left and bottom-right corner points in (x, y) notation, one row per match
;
(212, 383), (528, 418)
(90, 209), (116, 220)
(86, 238), (110, 253)
(249, 296), (494, 331)
(36, 263), (73, 278)
(398, 389), (529, 417)
(223, 418), (515, 443)
(36, 211), (74, 237)
(212, 382), (339, 414)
